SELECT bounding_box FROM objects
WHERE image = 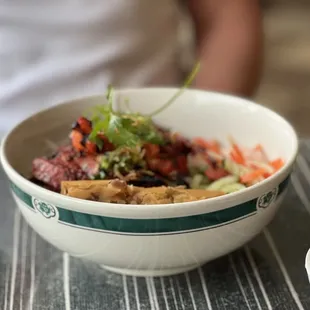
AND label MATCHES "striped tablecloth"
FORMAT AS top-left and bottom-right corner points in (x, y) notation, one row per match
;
(1, 141), (310, 310)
